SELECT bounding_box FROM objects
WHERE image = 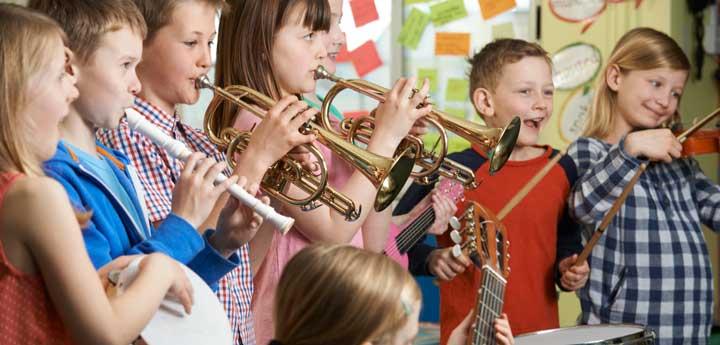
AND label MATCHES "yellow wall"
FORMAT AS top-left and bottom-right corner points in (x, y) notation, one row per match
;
(540, 0), (720, 326)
